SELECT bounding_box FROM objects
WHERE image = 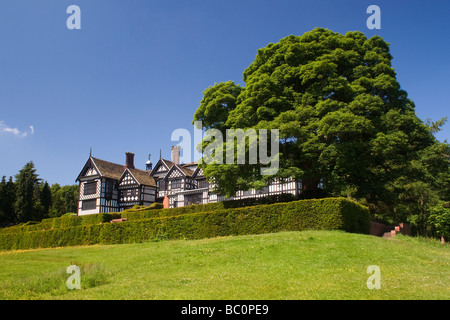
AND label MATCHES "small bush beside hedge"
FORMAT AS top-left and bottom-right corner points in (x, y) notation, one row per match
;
(0, 198), (369, 251)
